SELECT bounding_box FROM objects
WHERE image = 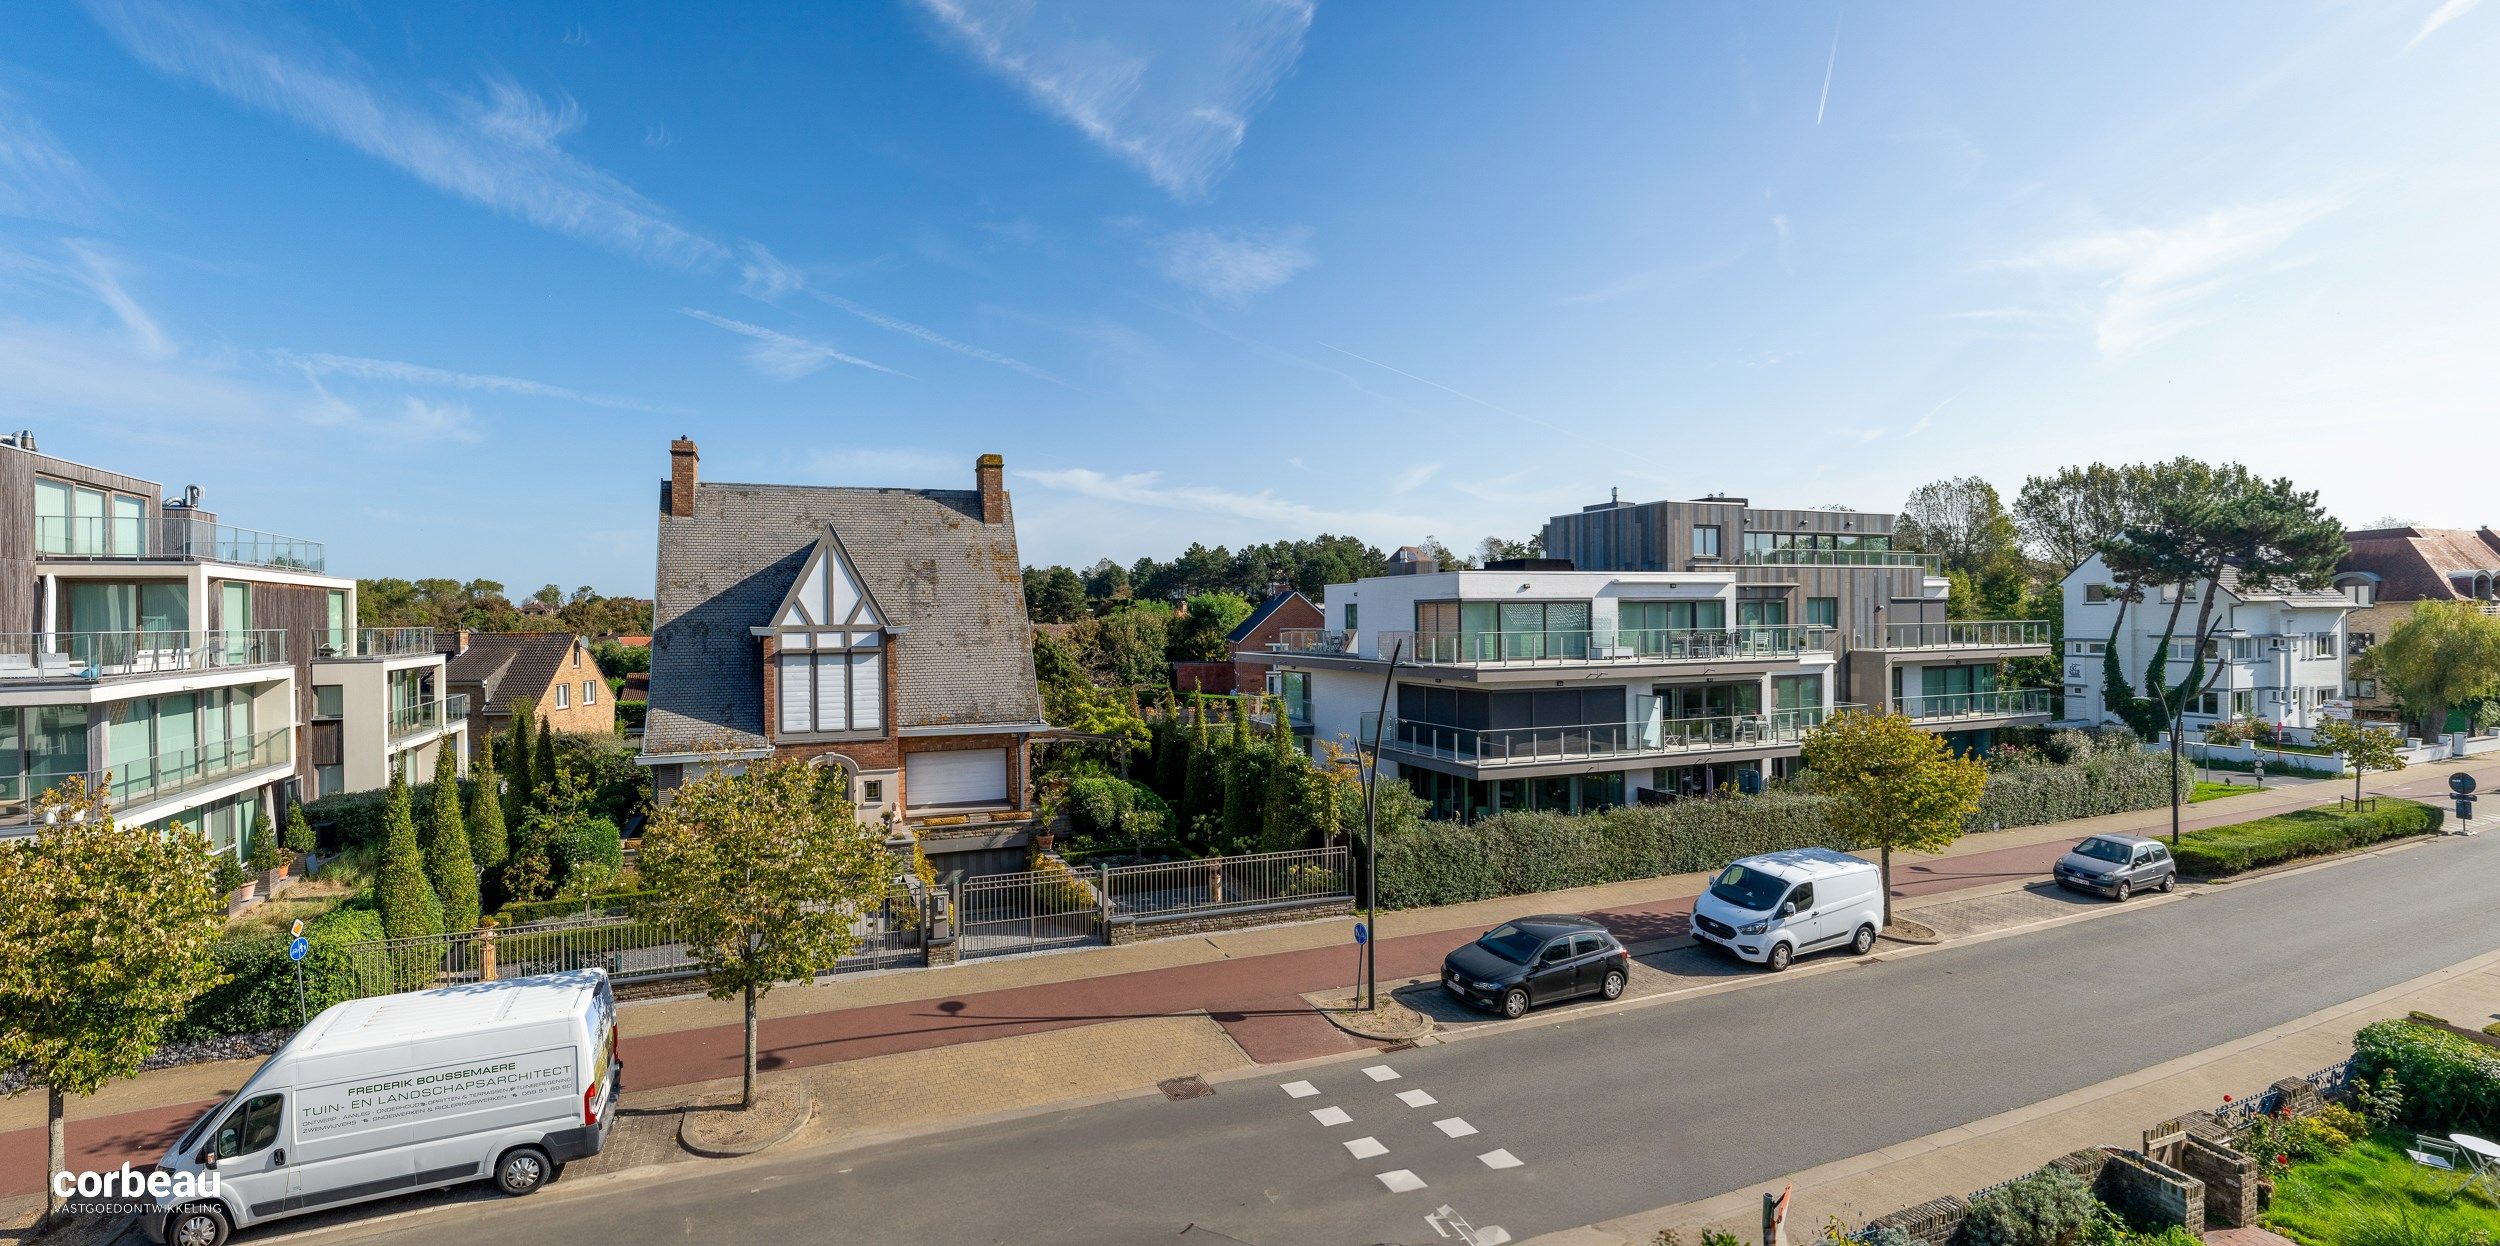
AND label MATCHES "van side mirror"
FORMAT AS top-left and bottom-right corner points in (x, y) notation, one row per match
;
(1779, 902), (1797, 917)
